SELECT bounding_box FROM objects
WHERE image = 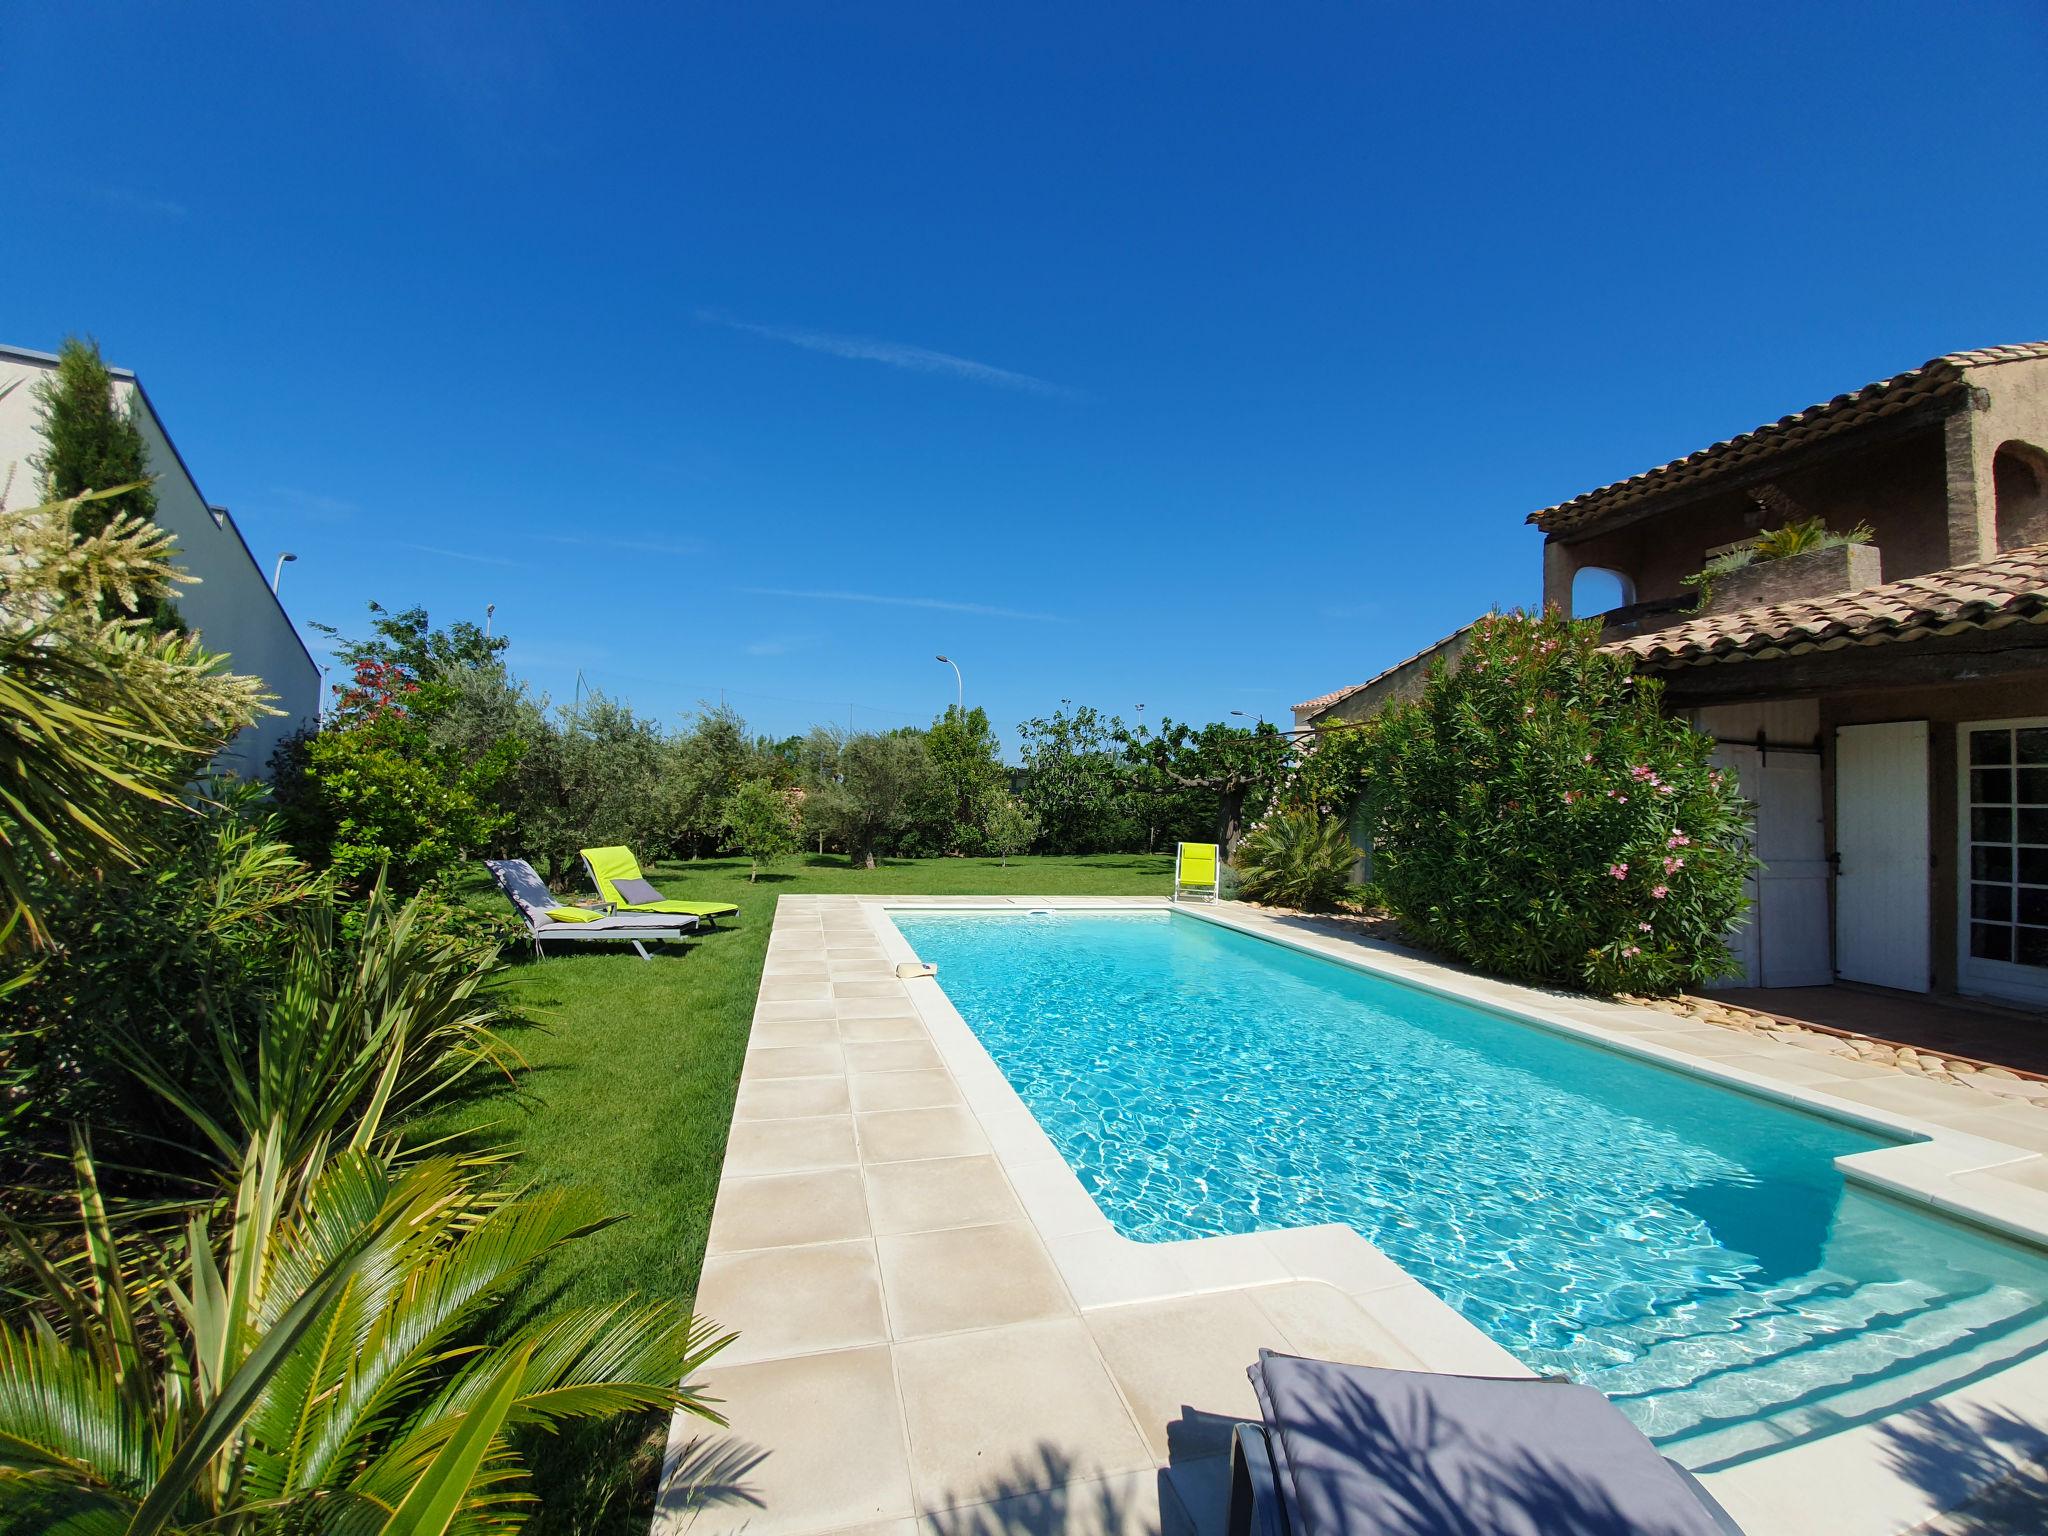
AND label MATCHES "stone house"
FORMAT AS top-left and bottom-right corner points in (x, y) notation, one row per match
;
(1536, 343), (2048, 1007)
